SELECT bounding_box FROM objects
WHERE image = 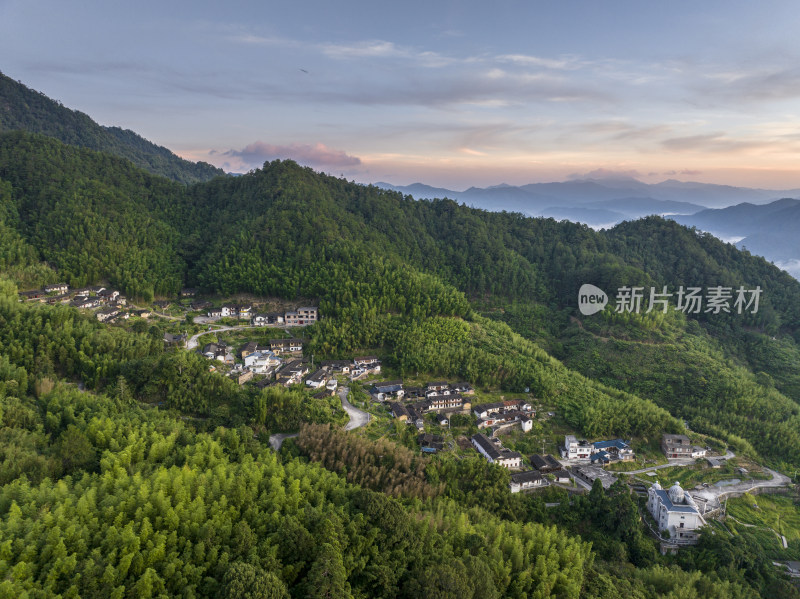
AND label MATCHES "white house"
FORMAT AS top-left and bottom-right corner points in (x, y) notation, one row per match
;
(269, 338), (304, 354)
(471, 433), (522, 469)
(647, 481), (706, 544)
(98, 289), (120, 301)
(220, 305), (238, 318)
(244, 351), (280, 373)
(562, 435), (593, 459)
(354, 356), (381, 372)
(371, 381), (404, 401)
(473, 400), (531, 420)
(320, 360), (351, 374)
(305, 368), (328, 389)
(203, 343), (230, 362)
(44, 283), (69, 294)
(509, 470), (544, 493)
